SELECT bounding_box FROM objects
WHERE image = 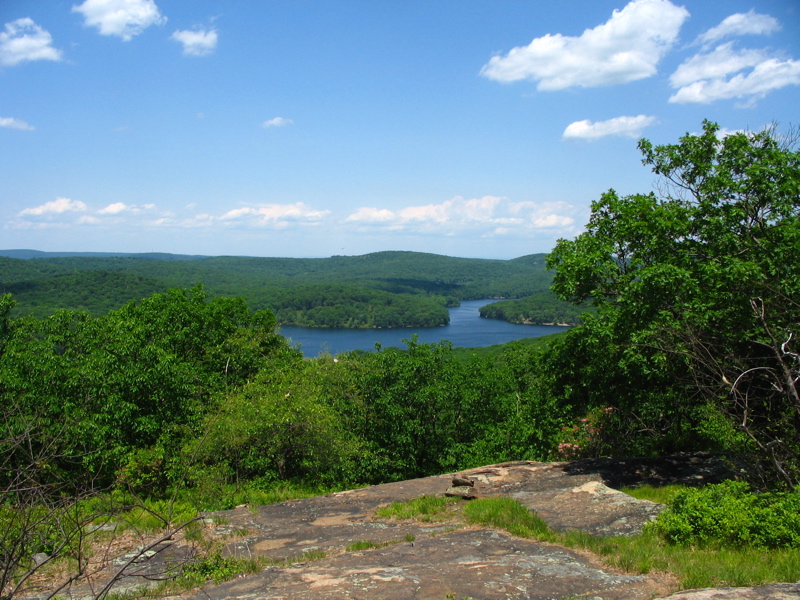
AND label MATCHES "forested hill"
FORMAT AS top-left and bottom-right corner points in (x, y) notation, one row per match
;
(0, 250), (562, 327)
